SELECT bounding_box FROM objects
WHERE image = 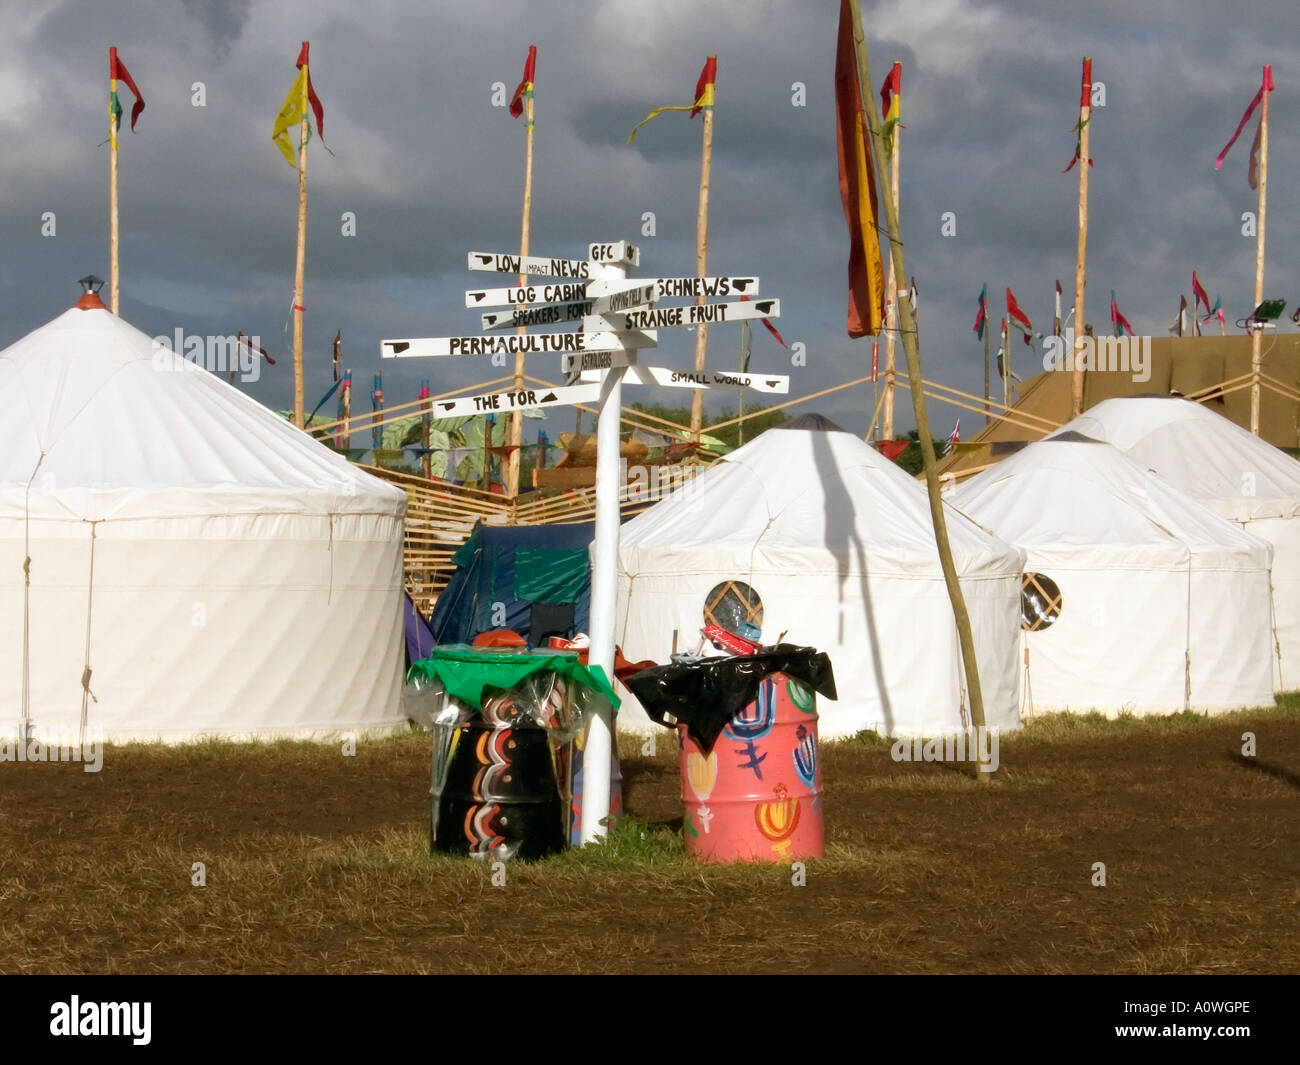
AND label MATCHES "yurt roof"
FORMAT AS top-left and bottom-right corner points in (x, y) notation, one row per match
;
(1054, 396), (1300, 521)
(950, 437), (1272, 565)
(0, 304), (403, 522)
(619, 423), (1022, 578)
